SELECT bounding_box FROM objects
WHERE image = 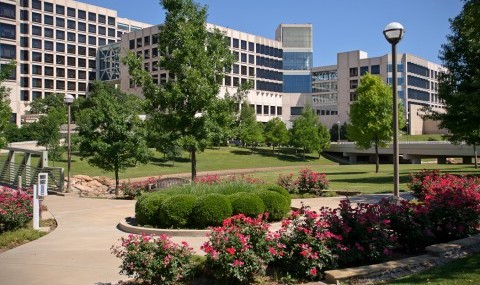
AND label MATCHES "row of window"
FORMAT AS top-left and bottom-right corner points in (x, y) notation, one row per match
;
(19, 51), (96, 69)
(349, 65), (381, 77)
(407, 62), (429, 77)
(21, 19), (117, 38)
(22, 0), (115, 25)
(226, 37), (283, 58)
(20, 90), (87, 102)
(407, 75), (429, 89)
(256, 56), (282, 70)
(20, 78), (87, 91)
(23, 34), (110, 50)
(312, 70), (337, 81)
(312, 93), (337, 105)
(256, 68), (282, 81)
(20, 64), (88, 78)
(20, 39), (98, 57)
(256, 80), (282, 93)
(129, 35), (159, 49)
(253, 105), (282, 116)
